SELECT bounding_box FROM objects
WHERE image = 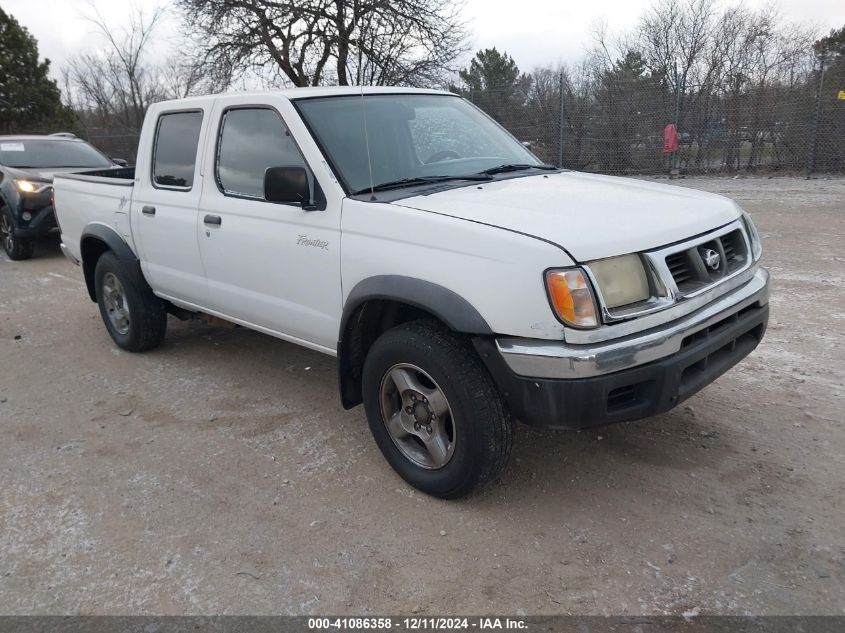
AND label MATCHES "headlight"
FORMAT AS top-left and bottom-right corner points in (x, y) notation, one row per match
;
(14, 179), (51, 194)
(742, 211), (762, 261)
(587, 254), (650, 309)
(545, 268), (598, 328)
